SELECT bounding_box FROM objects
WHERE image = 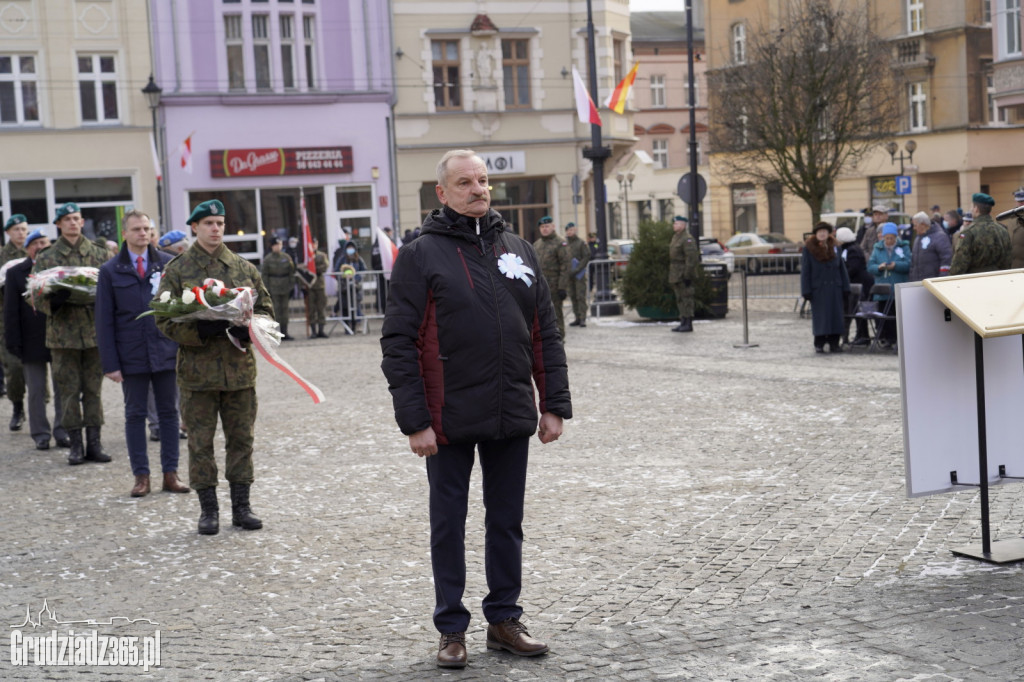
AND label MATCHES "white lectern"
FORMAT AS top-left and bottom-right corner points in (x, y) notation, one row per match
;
(898, 270), (1024, 564)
